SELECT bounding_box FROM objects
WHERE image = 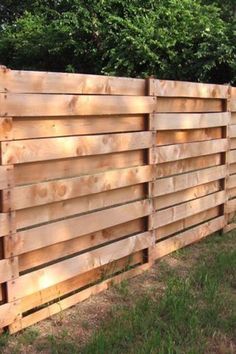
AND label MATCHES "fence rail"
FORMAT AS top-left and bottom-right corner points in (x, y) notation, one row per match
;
(0, 67), (235, 333)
